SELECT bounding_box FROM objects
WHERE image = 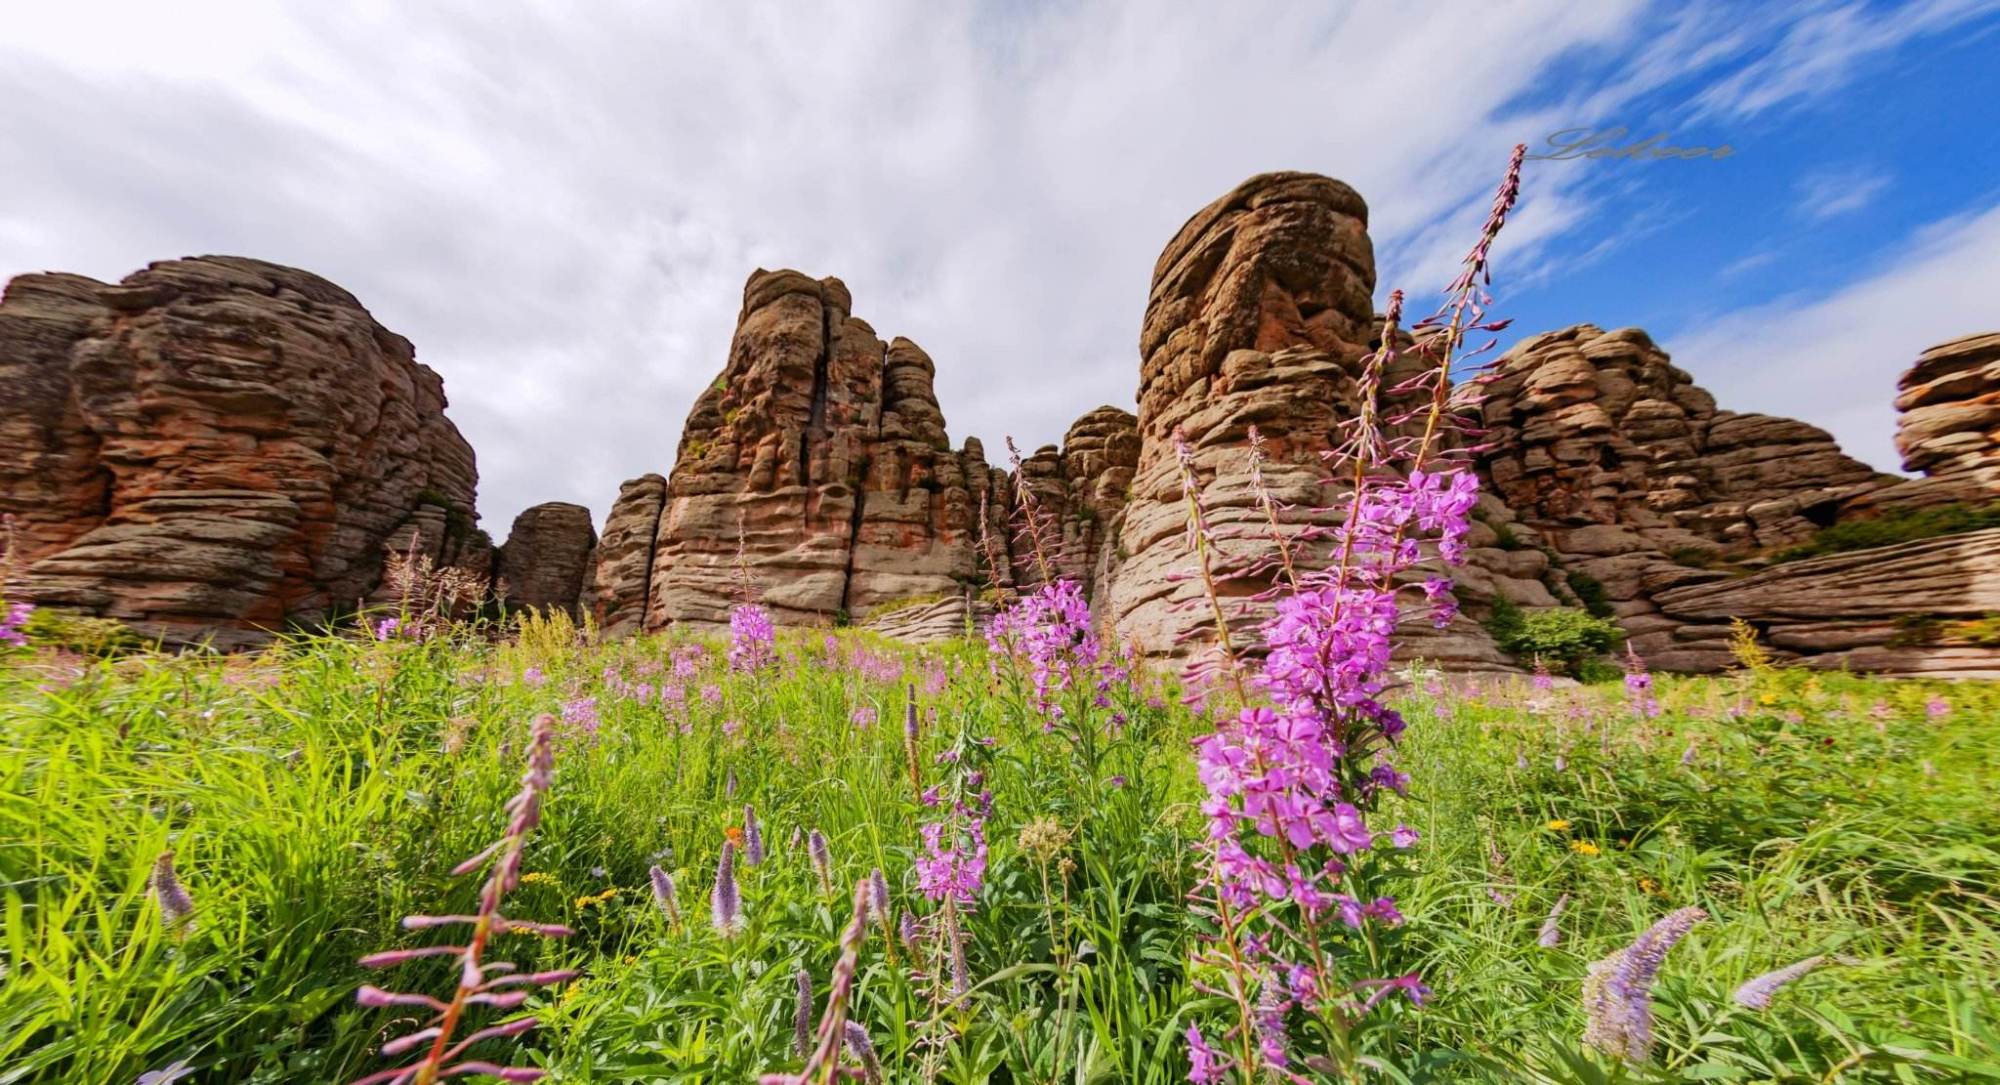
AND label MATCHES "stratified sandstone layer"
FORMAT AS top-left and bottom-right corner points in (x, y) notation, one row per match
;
(496, 502), (597, 619)
(1104, 172), (1379, 658)
(1475, 324), (1905, 671)
(0, 257), (480, 647)
(1653, 529), (2000, 678)
(622, 271), (980, 631)
(1100, 171), (1518, 670)
(1869, 332), (2000, 509)
(587, 474), (666, 635)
